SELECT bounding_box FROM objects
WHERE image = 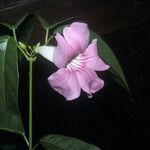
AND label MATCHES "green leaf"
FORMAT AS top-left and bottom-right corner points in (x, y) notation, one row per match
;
(53, 25), (67, 35)
(0, 23), (13, 30)
(0, 36), (27, 142)
(49, 17), (79, 33)
(39, 134), (101, 150)
(15, 14), (37, 44)
(38, 15), (78, 31)
(0, 14), (36, 61)
(90, 31), (130, 92)
(0, 24), (12, 36)
(37, 15), (50, 30)
(15, 14), (36, 61)
(0, 144), (16, 150)
(14, 14), (31, 30)
(0, 14), (36, 42)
